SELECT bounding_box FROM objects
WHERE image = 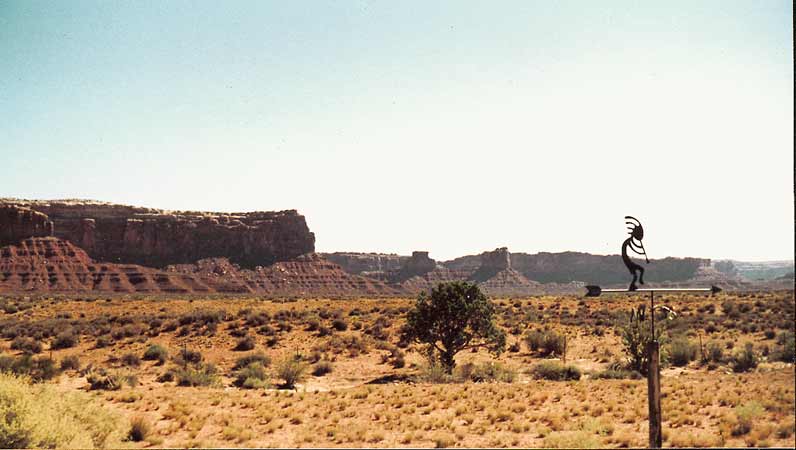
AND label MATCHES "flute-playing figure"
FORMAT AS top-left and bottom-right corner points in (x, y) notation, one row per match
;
(622, 216), (649, 291)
